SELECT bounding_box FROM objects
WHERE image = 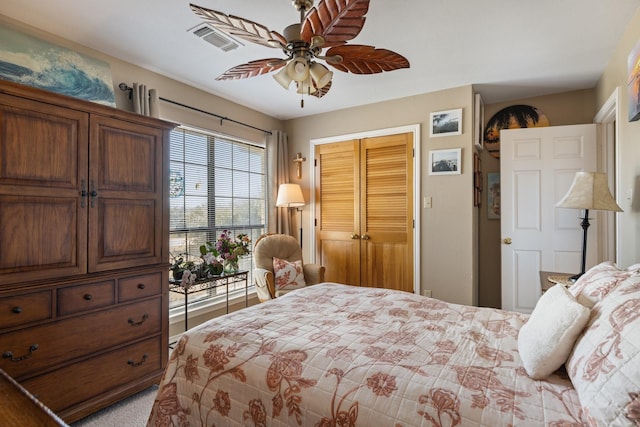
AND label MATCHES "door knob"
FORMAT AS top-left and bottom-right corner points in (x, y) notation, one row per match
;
(350, 233), (359, 240)
(361, 234), (370, 240)
(503, 237), (512, 245)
